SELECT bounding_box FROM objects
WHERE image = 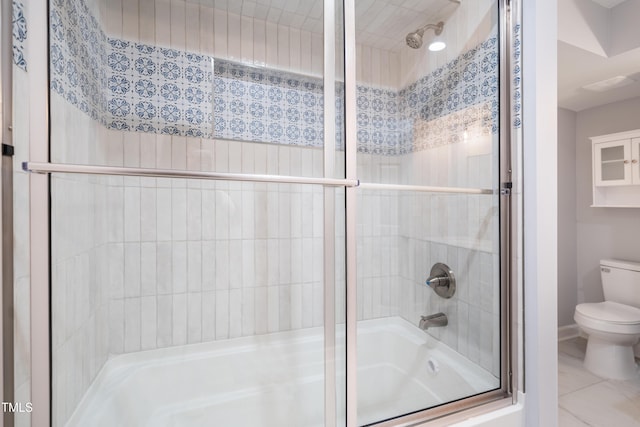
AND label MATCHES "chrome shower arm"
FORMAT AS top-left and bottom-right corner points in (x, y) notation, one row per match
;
(416, 21), (444, 36)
